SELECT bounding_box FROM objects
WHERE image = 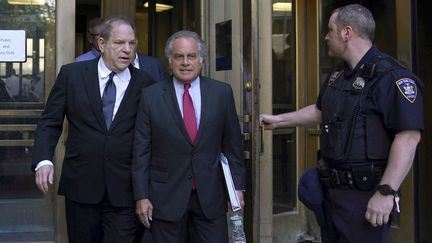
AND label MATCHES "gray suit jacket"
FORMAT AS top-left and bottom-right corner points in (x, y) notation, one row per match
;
(132, 76), (245, 221)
